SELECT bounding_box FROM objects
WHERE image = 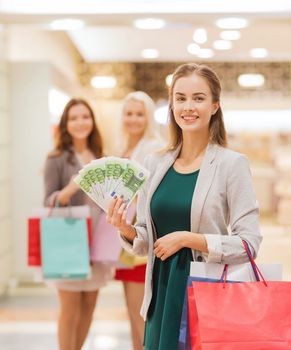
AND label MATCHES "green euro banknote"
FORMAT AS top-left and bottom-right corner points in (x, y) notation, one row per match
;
(109, 159), (149, 205)
(78, 159), (106, 200)
(74, 156), (150, 212)
(104, 157), (128, 195)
